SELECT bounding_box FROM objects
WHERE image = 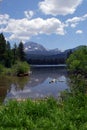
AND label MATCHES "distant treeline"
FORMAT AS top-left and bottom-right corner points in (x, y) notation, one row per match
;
(27, 57), (64, 65)
(27, 57), (65, 65)
(26, 51), (72, 65)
